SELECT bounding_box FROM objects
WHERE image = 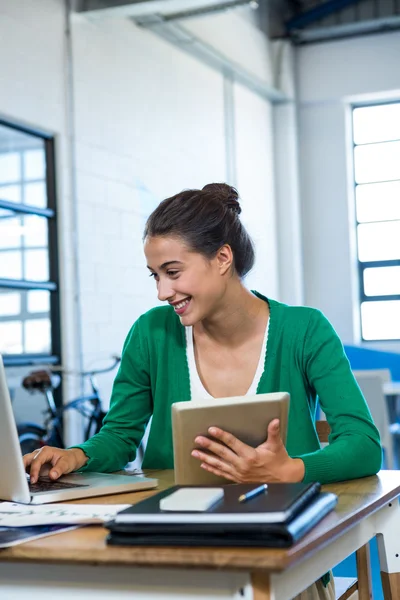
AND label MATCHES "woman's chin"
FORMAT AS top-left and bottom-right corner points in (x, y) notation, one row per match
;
(179, 314), (195, 326)
(179, 309), (199, 327)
